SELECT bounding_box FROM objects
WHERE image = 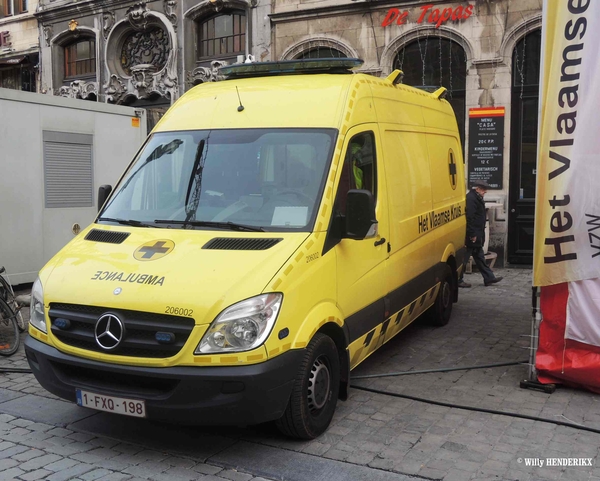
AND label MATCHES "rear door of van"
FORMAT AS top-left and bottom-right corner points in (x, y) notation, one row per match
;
(383, 127), (437, 330)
